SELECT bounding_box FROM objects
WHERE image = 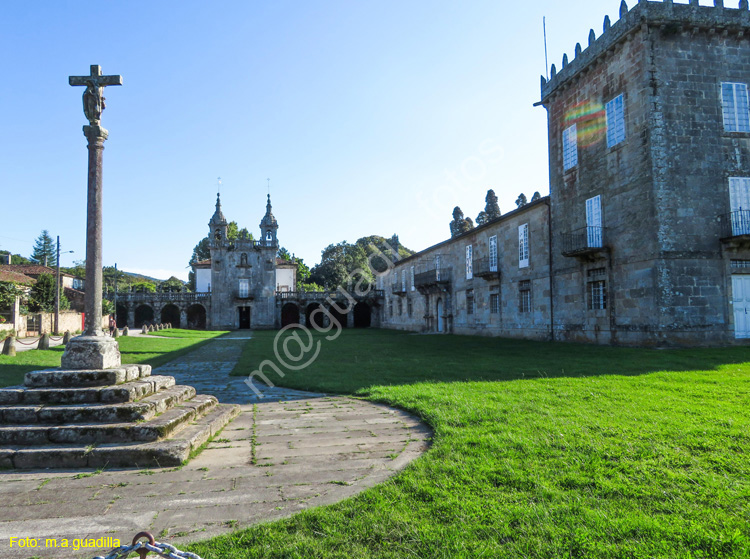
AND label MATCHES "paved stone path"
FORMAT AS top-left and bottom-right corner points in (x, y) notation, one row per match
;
(0, 332), (431, 558)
